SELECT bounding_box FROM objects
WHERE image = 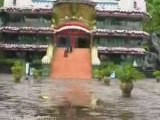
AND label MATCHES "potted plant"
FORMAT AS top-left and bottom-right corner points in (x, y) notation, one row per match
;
(11, 61), (23, 83)
(93, 69), (101, 81)
(153, 71), (160, 82)
(101, 62), (117, 85)
(33, 69), (41, 80)
(116, 65), (143, 97)
(100, 68), (111, 85)
(93, 62), (116, 85)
